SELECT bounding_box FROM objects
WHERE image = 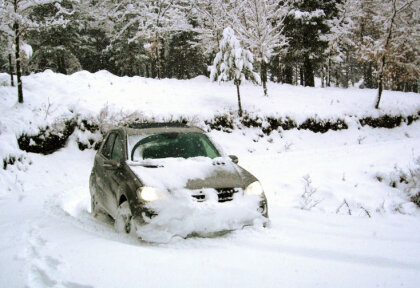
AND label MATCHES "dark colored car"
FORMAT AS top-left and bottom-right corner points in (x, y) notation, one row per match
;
(89, 123), (268, 235)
